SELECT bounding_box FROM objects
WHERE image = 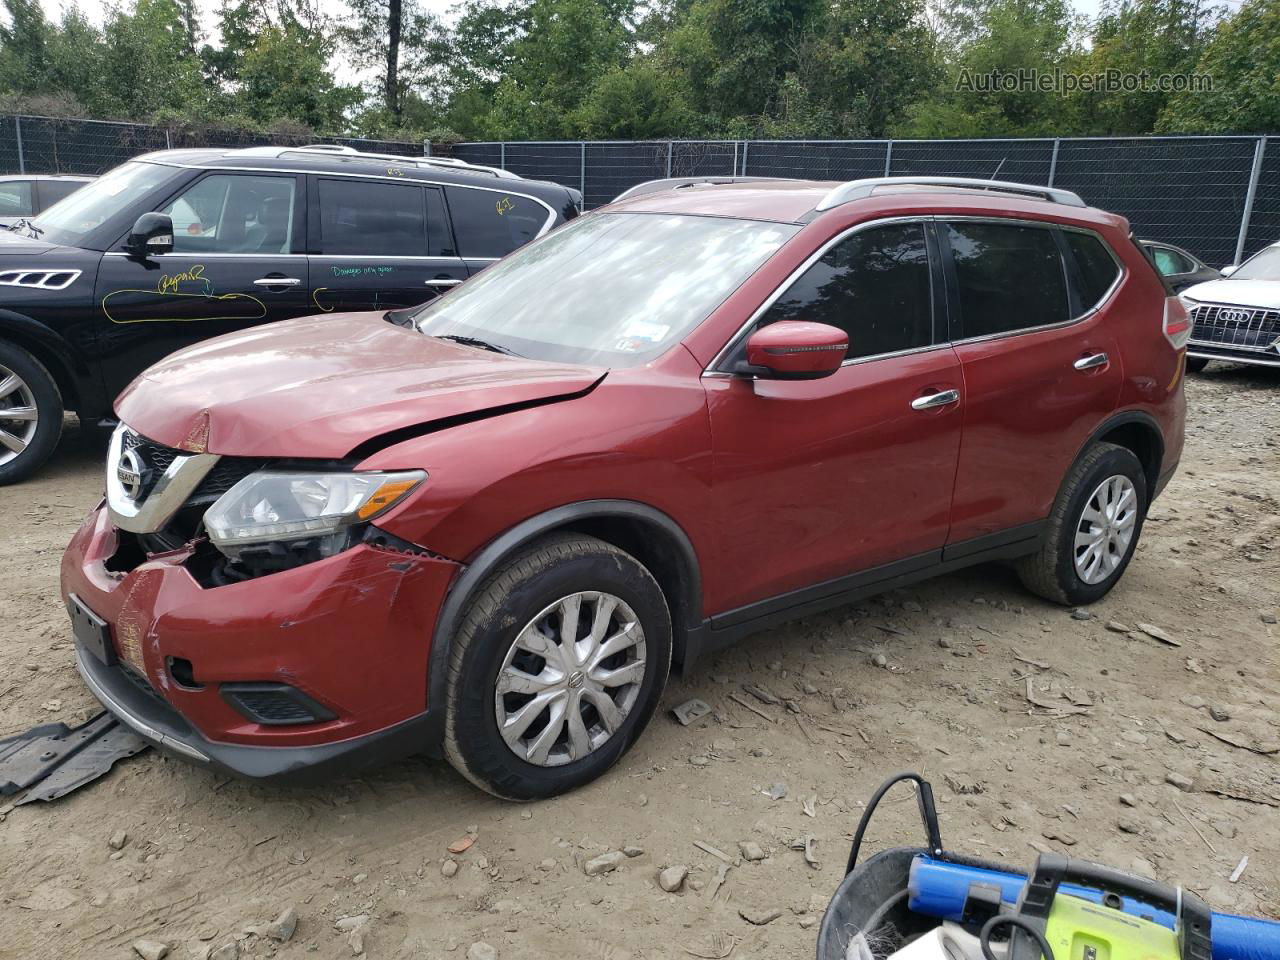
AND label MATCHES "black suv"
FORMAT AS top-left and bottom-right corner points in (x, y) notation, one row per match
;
(0, 145), (581, 483)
